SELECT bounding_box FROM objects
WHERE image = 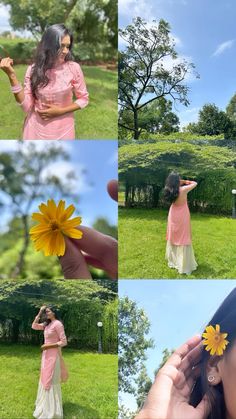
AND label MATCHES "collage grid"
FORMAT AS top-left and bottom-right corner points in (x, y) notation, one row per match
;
(0, 1), (236, 419)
